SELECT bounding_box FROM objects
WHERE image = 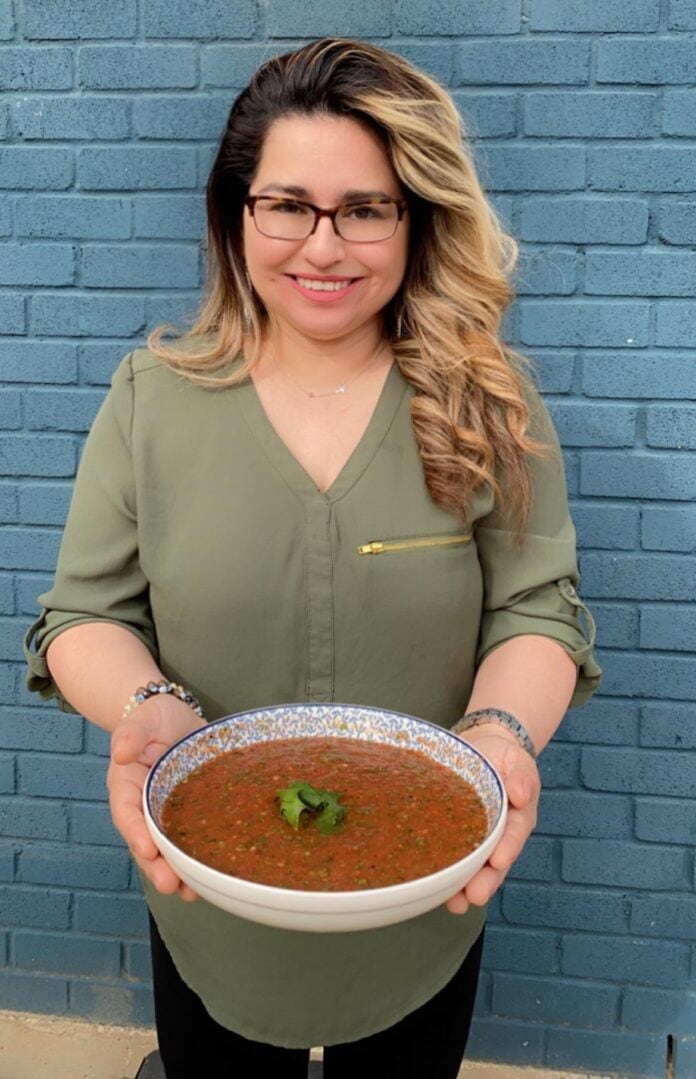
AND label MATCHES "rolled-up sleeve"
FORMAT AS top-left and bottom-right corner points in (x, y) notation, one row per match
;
(474, 384), (601, 709)
(23, 353), (159, 711)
